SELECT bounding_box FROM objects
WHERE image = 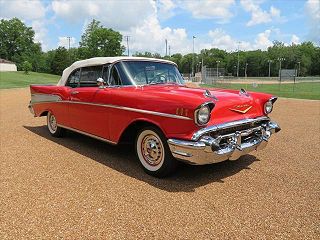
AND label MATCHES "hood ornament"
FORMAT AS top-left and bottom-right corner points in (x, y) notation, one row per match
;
(204, 89), (218, 101)
(239, 88), (250, 97)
